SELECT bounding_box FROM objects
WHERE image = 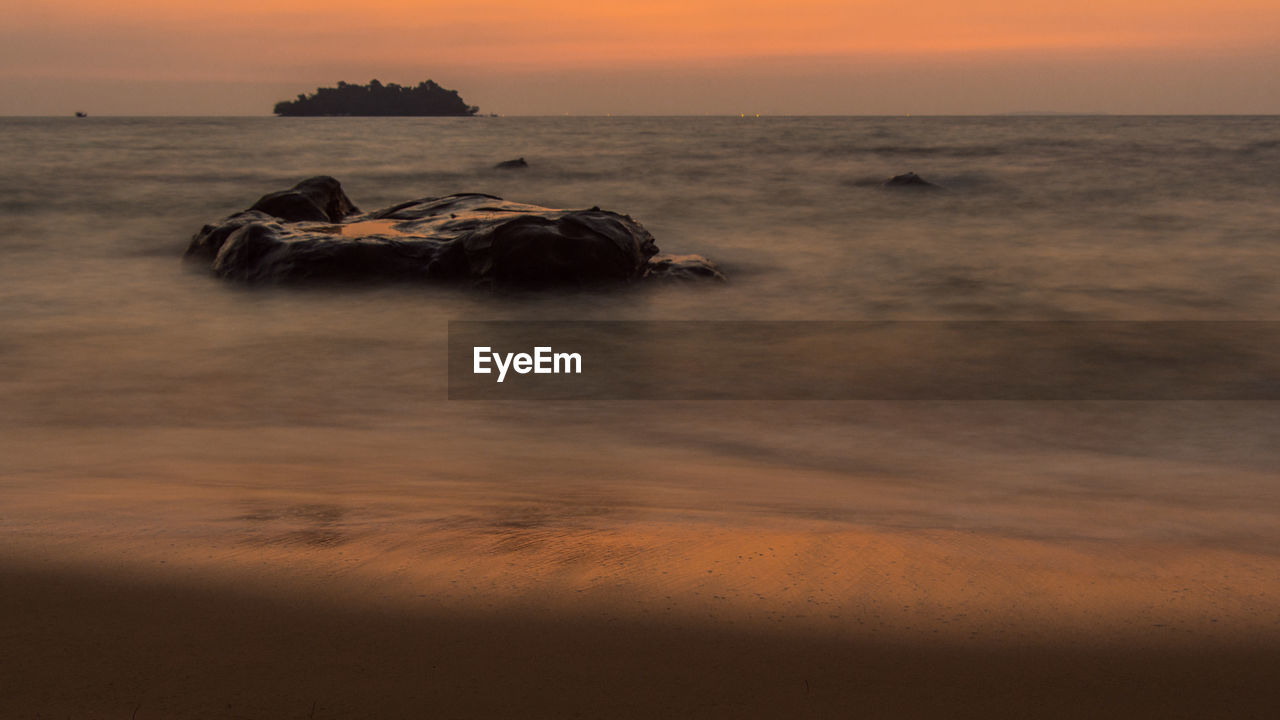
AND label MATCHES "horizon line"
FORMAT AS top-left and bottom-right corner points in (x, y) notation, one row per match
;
(7, 112), (1280, 119)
